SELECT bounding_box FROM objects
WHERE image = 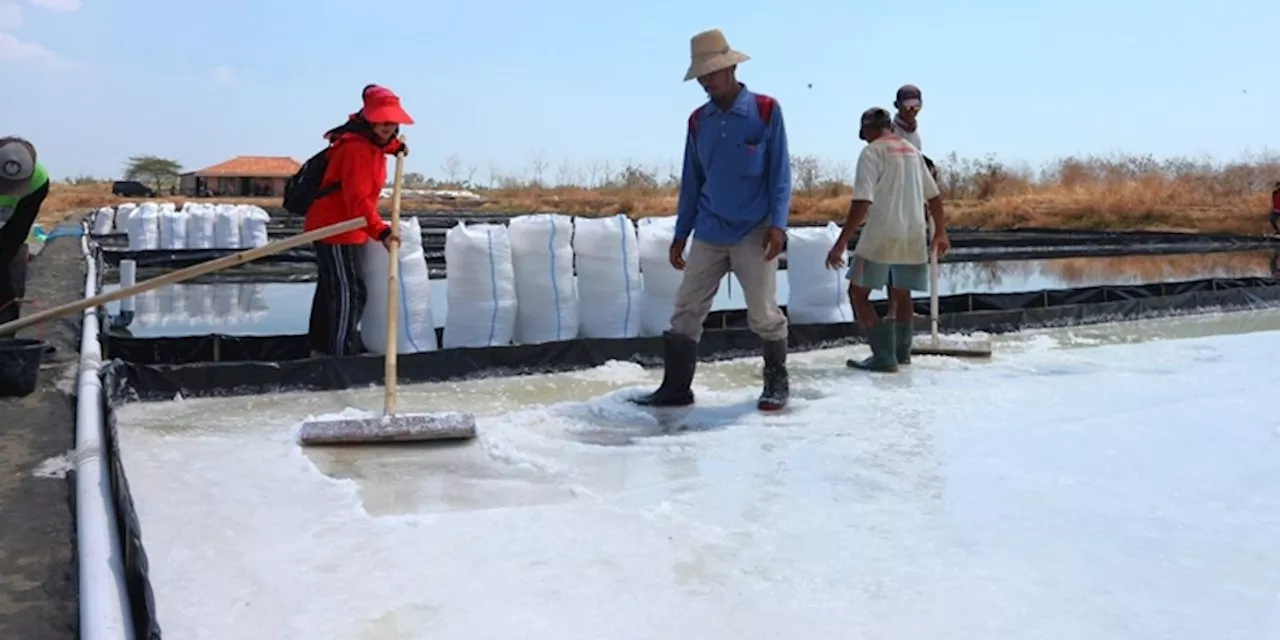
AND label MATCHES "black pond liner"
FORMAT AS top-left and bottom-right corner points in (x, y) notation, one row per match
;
(96, 273), (1280, 640)
(93, 228), (1280, 271)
